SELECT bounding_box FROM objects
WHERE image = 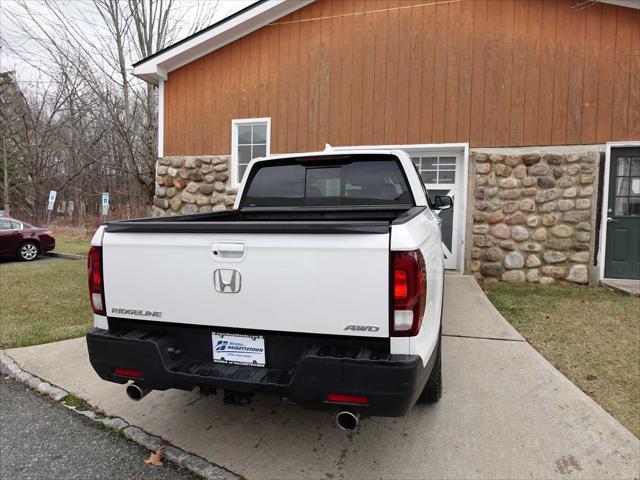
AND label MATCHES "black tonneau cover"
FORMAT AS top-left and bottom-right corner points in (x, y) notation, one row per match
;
(104, 206), (425, 235)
